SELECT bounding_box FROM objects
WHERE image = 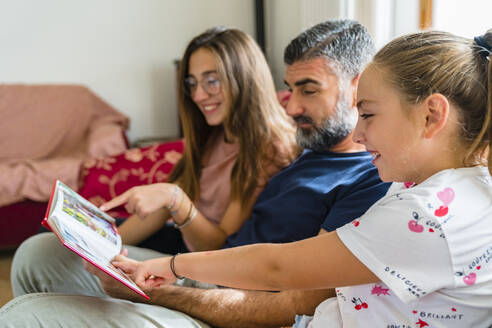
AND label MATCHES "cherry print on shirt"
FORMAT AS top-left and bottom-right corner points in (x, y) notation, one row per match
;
(408, 211), (445, 237)
(408, 211), (424, 233)
(351, 219), (360, 227)
(351, 297), (368, 311)
(456, 269), (477, 285)
(371, 285), (390, 296)
(452, 307), (457, 312)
